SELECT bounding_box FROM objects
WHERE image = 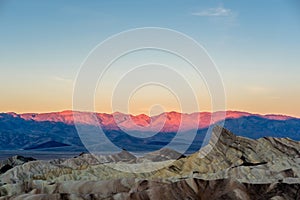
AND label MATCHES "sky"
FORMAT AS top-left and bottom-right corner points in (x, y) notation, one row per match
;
(0, 0), (300, 117)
